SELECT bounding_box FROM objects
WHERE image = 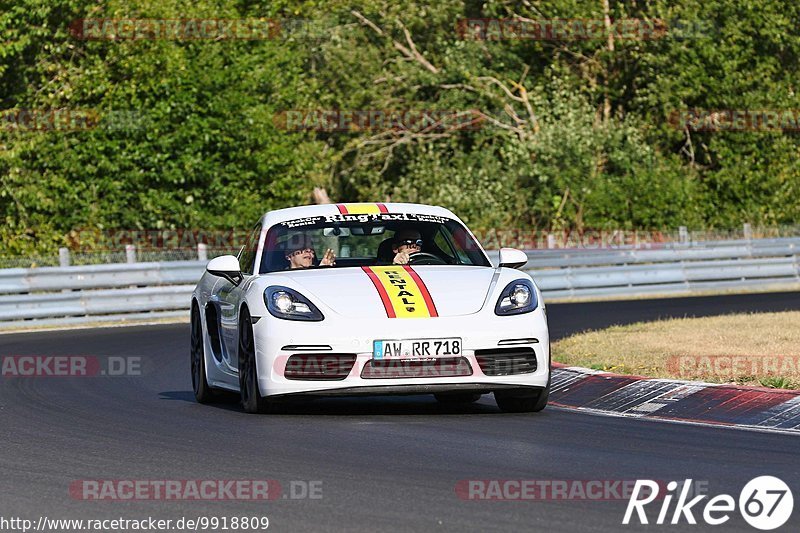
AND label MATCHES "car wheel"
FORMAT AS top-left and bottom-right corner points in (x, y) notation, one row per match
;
(238, 308), (273, 414)
(495, 375), (550, 413)
(191, 304), (215, 403)
(434, 392), (482, 404)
